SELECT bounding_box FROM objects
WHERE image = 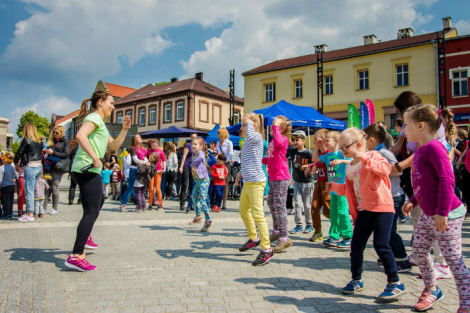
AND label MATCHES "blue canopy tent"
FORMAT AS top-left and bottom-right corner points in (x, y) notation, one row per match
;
(203, 124), (241, 148)
(254, 100), (346, 130)
(226, 100), (346, 148)
(140, 126), (207, 139)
